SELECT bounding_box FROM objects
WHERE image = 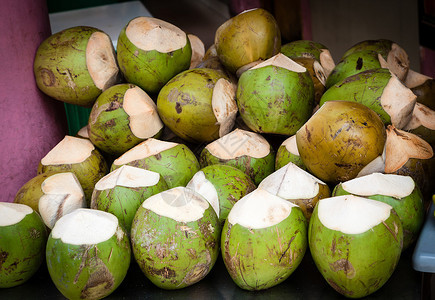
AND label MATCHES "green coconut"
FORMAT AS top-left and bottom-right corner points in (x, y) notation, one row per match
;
(130, 187), (220, 289)
(296, 101), (386, 184)
(156, 68), (238, 143)
(259, 162), (330, 220)
(34, 26), (121, 107)
(275, 135), (306, 170)
(199, 129), (275, 185)
(0, 203), (48, 288)
(320, 68), (417, 129)
(309, 195), (403, 298)
(214, 8), (281, 74)
(292, 57), (326, 105)
(405, 70), (435, 110)
(236, 53), (314, 135)
(186, 164), (256, 226)
(91, 165), (168, 234)
(37, 135), (109, 205)
(117, 17), (192, 94)
(88, 83), (164, 155)
(111, 138), (200, 188)
(221, 188), (307, 290)
(333, 173), (424, 250)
